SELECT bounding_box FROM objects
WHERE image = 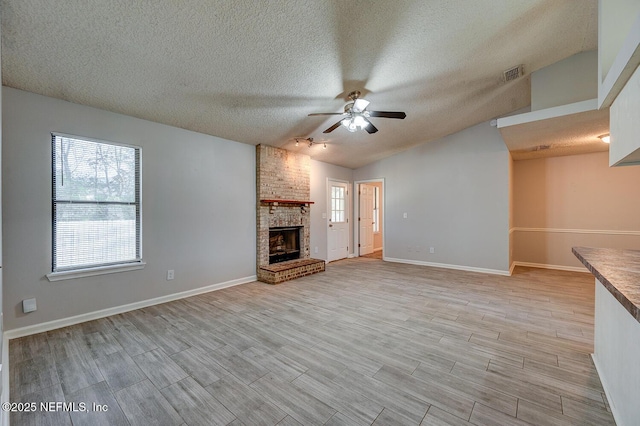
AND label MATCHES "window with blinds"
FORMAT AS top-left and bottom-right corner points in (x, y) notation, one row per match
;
(52, 134), (142, 272)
